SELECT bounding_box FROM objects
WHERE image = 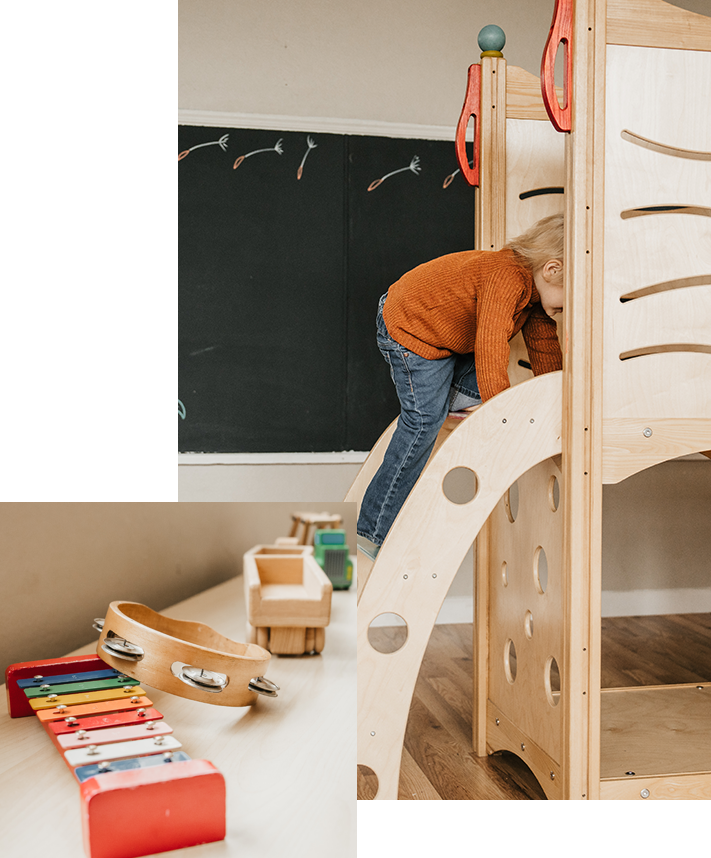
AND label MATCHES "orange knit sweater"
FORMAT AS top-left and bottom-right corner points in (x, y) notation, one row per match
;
(382, 248), (562, 402)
